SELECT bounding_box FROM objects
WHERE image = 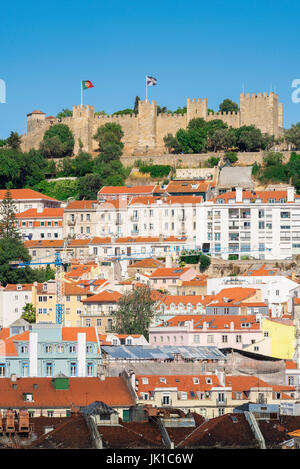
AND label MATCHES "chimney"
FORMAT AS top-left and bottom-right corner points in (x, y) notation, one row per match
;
(235, 187), (243, 203)
(165, 254), (173, 268)
(77, 333), (86, 377)
(287, 187), (295, 203)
